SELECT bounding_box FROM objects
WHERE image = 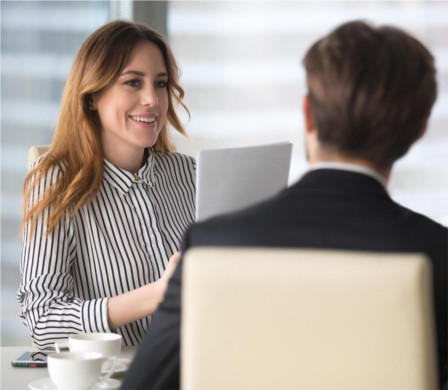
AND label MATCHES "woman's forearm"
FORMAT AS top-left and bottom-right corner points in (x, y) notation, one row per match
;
(107, 280), (166, 329)
(107, 252), (181, 329)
